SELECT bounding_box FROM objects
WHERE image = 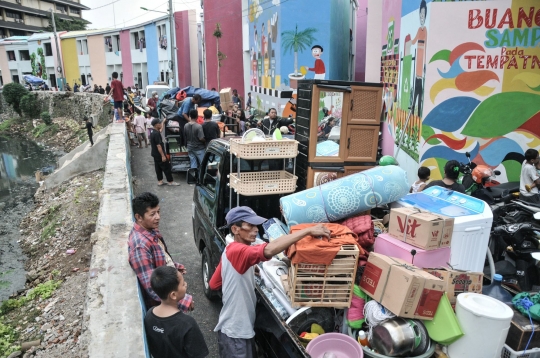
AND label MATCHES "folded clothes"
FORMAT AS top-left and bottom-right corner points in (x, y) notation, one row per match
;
(286, 223), (361, 266)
